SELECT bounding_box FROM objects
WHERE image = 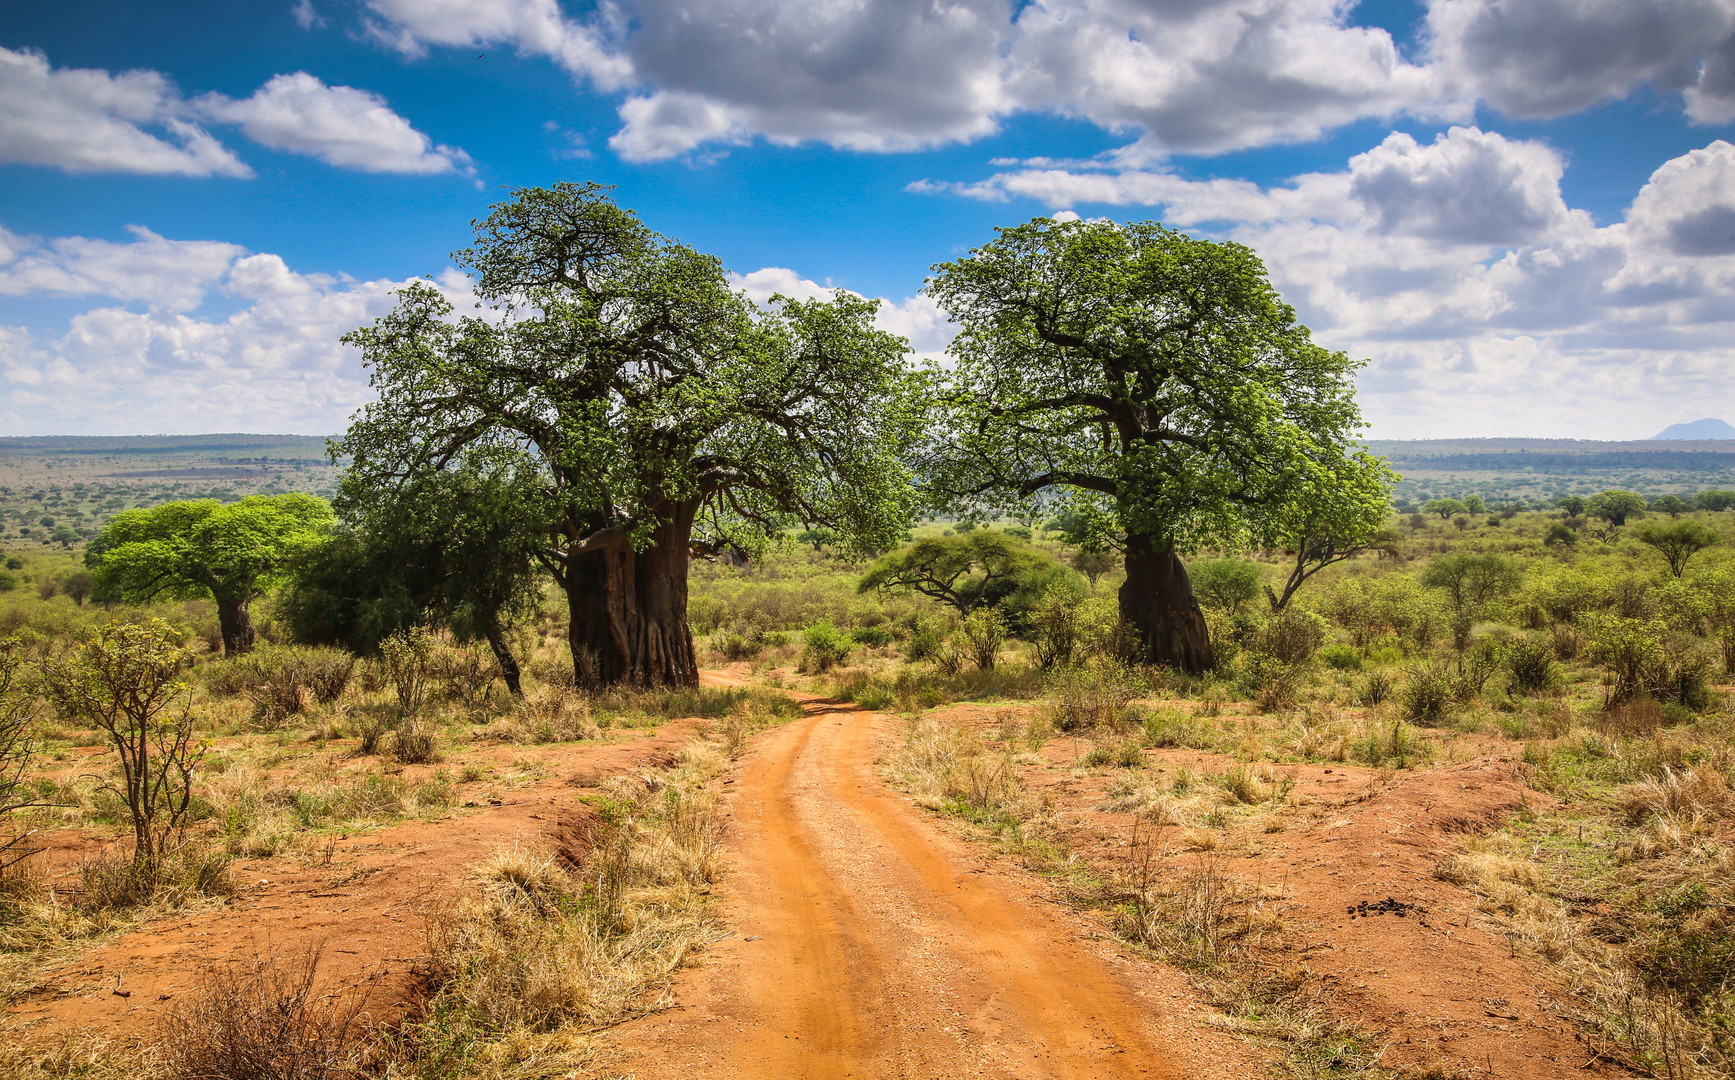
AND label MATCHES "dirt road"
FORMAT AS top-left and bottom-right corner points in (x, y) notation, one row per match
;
(613, 693), (1259, 1079)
